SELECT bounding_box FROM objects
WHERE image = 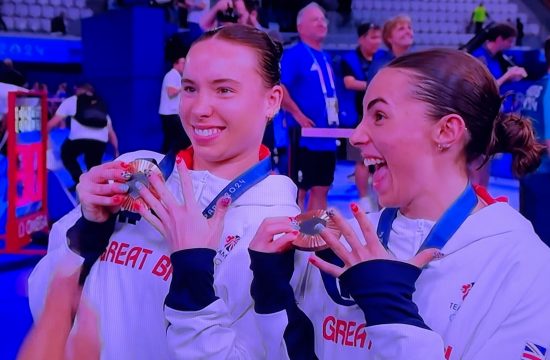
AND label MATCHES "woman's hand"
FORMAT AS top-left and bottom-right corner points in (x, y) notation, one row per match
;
(136, 156), (230, 252)
(249, 217), (300, 253)
(18, 258), (100, 360)
(309, 204), (440, 277)
(76, 161), (131, 223)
